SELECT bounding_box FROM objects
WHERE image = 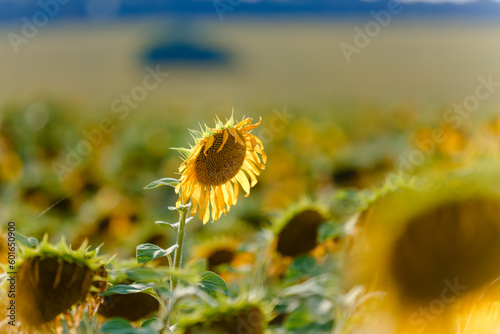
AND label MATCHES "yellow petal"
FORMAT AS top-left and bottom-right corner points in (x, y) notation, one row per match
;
(225, 182), (234, 206)
(204, 136), (214, 155)
(228, 127), (245, 146)
(244, 159), (260, 176)
(248, 134), (257, 149)
(221, 184), (230, 209)
(191, 186), (202, 215)
(233, 180), (239, 204)
(216, 186), (225, 216)
(199, 188), (210, 223)
(217, 129), (229, 153)
(235, 171), (250, 195)
(235, 118), (252, 129)
(240, 116), (262, 132)
(243, 164), (258, 187)
(210, 189), (218, 222)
